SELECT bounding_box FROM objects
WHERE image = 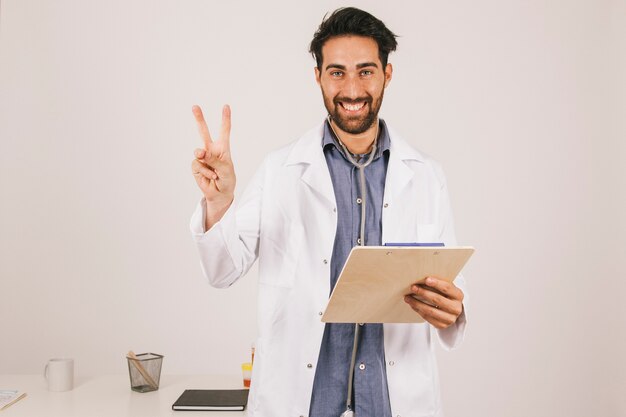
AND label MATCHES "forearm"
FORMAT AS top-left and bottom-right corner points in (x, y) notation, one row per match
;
(204, 197), (234, 232)
(191, 200), (244, 288)
(190, 159), (265, 288)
